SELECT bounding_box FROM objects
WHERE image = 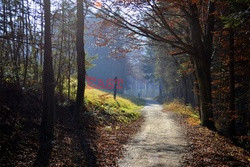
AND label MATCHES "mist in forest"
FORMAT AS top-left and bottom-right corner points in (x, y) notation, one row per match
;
(85, 16), (159, 98)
